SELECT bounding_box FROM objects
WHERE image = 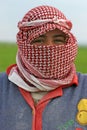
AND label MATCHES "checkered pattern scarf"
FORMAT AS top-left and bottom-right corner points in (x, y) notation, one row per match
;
(8, 5), (78, 92)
